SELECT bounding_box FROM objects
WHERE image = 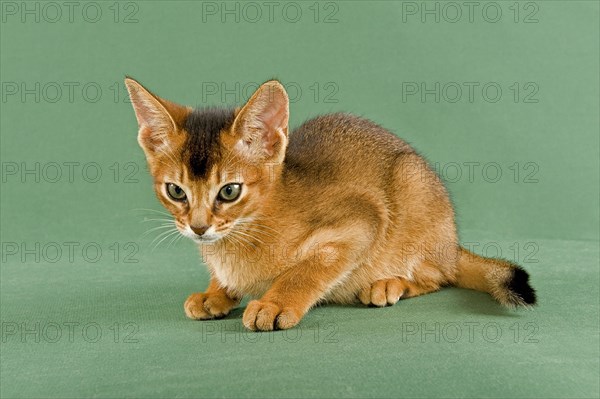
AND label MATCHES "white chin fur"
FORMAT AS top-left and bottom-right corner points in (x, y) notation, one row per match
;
(181, 226), (222, 243)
